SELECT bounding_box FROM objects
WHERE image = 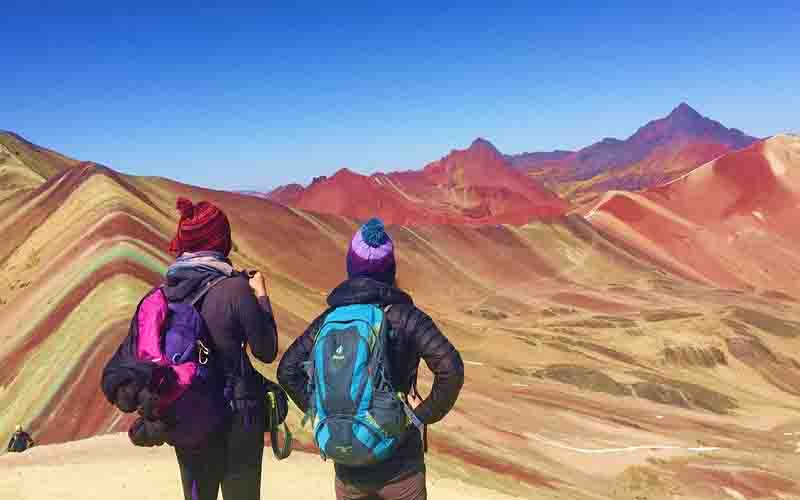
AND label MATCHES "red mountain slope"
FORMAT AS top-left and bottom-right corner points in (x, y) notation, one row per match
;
(588, 134), (800, 293)
(562, 142), (734, 209)
(265, 183), (304, 204)
(270, 139), (569, 225)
